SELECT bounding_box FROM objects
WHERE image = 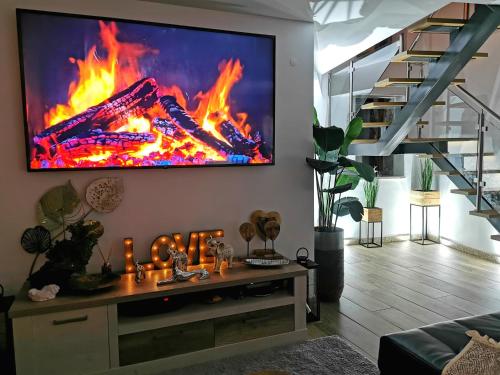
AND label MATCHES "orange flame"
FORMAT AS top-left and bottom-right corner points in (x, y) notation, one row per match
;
(36, 21), (267, 169)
